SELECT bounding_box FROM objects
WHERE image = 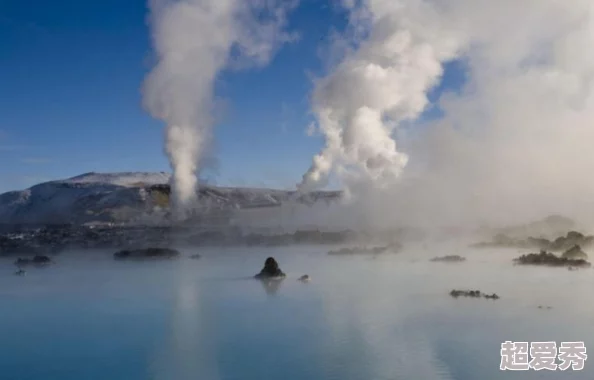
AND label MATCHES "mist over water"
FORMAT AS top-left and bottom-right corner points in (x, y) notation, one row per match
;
(2, 244), (593, 380)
